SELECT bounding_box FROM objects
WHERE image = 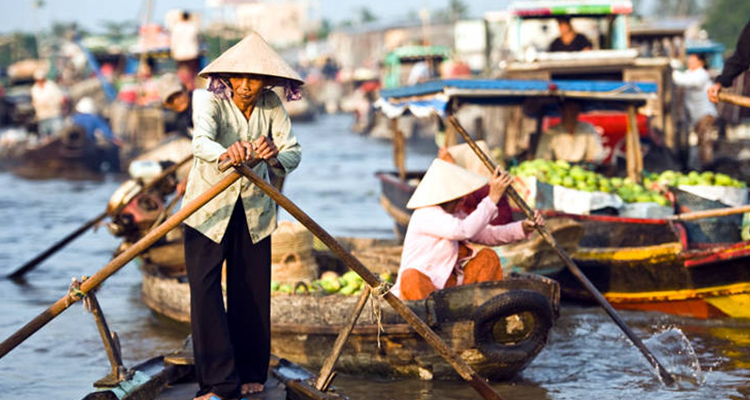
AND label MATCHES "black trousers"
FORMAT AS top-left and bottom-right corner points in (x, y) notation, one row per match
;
(184, 199), (271, 399)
